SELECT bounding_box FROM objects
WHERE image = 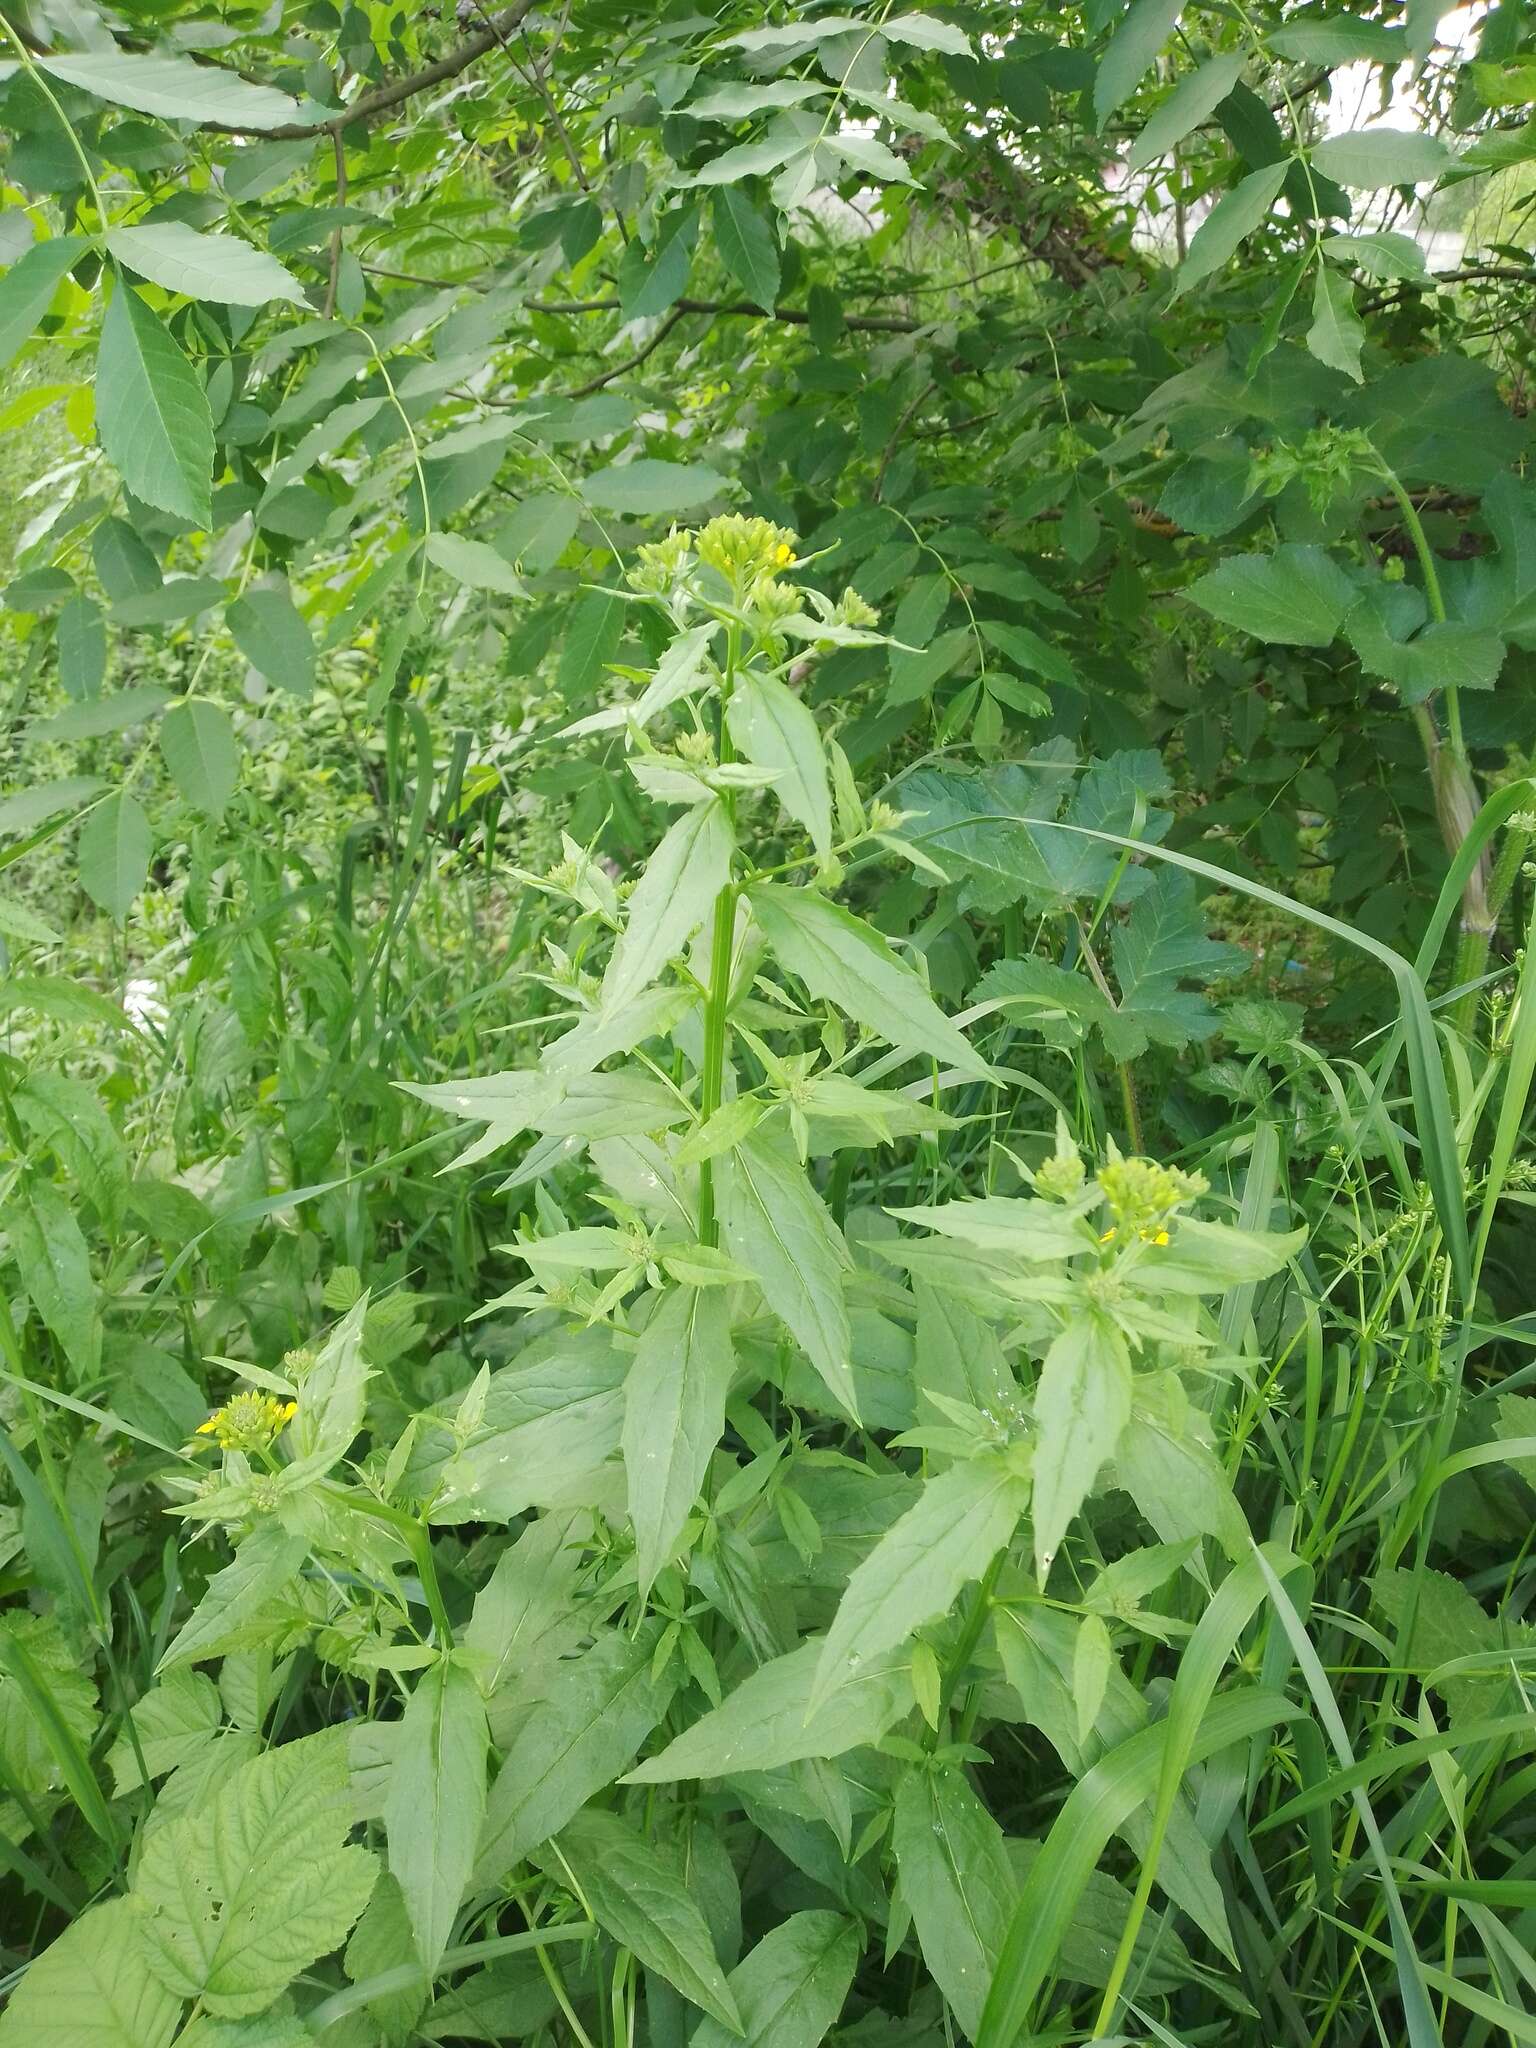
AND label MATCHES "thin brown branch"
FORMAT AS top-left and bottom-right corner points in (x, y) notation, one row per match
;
(323, 128), (348, 320)
(565, 304), (694, 397)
